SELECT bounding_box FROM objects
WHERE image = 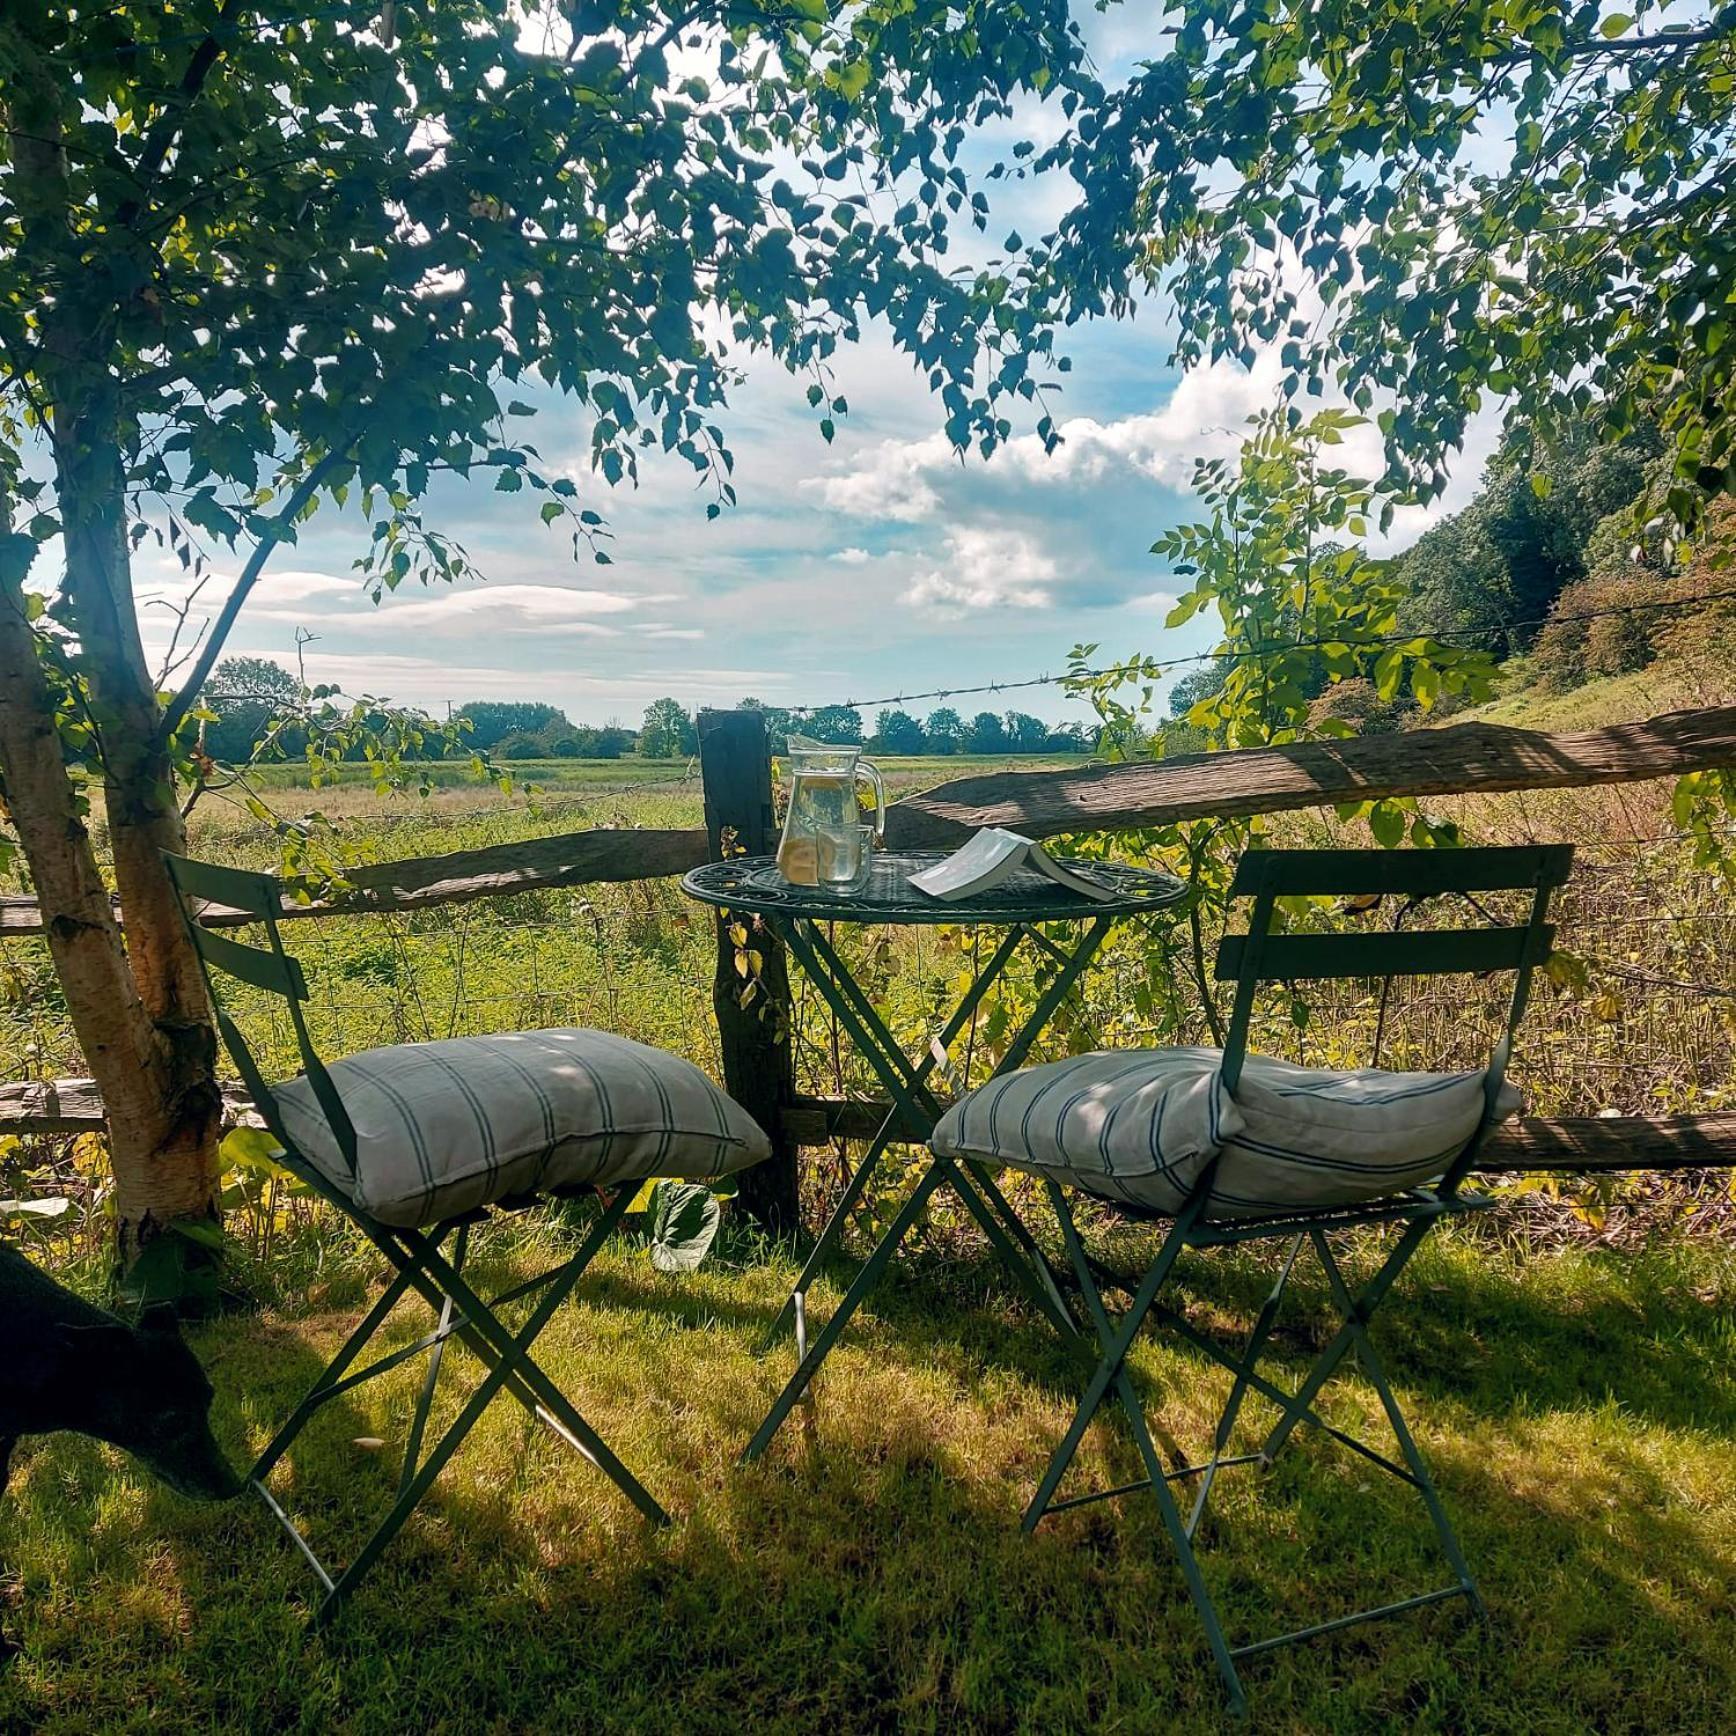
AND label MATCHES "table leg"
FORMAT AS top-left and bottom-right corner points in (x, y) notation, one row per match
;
(742, 1158), (952, 1462)
(770, 921), (1024, 1340)
(745, 911), (1122, 1458)
(953, 915), (1118, 1324)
